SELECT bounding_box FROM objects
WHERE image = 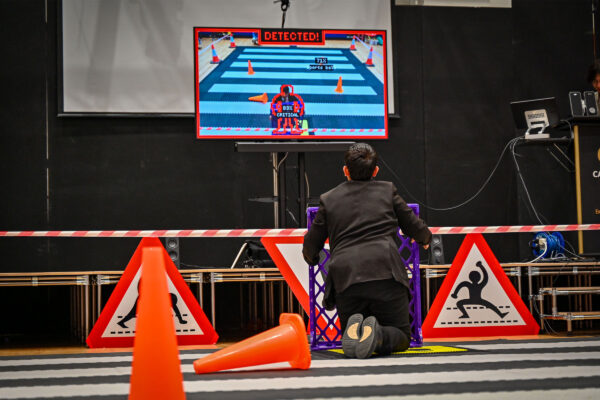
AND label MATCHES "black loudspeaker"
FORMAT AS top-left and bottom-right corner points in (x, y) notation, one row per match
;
(584, 91), (598, 116)
(429, 234), (445, 265)
(242, 240), (275, 268)
(164, 237), (180, 268)
(569, 91), (584, 116)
